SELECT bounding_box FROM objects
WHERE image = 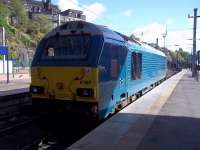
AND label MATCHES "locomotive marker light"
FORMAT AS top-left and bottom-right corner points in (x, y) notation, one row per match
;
(84, 67), (92, 76)
(30, 86), (44, 94)
(77, 88), (94, 97)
